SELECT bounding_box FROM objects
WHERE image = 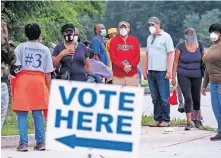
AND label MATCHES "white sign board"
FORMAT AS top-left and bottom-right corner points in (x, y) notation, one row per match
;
(47, 80), (144, 158)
